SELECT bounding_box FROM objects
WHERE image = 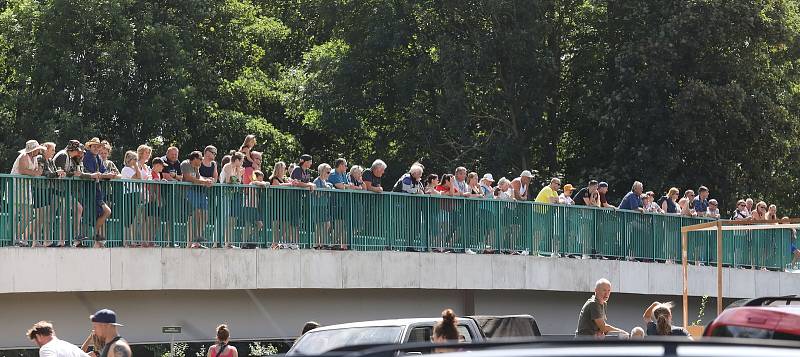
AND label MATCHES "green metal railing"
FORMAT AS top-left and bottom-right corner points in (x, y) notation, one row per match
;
(0, 174), (791, 269)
